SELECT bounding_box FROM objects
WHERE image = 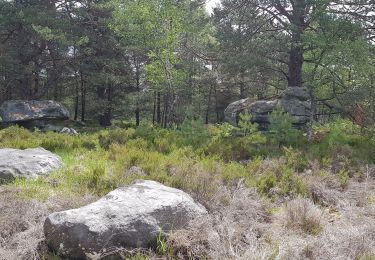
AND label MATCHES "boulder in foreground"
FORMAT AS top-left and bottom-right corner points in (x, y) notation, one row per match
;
(0, 148), (63, 181)
(44, 180), (207, 259)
